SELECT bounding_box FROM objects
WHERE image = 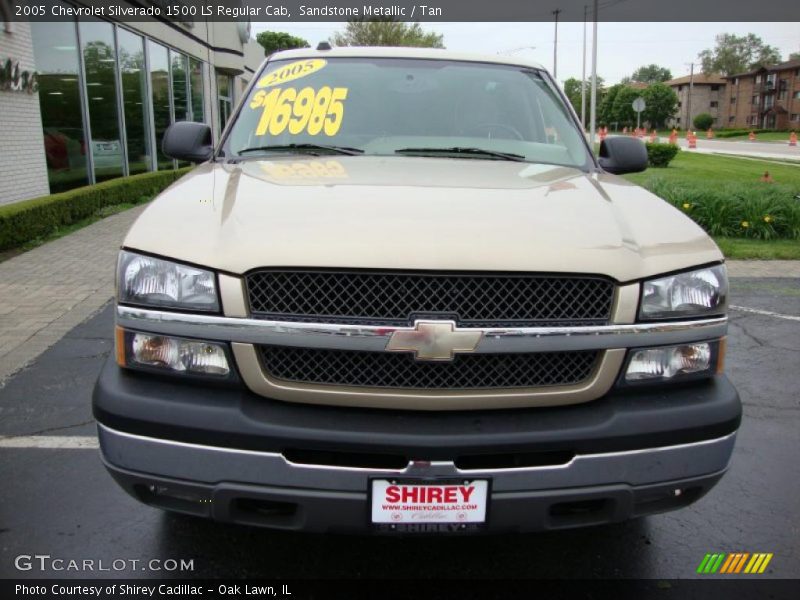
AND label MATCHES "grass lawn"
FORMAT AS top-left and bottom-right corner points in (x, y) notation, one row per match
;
(712, 155), (800, 167)
(623, 151), (800, 187)
(713, 131), (797, 142)
(713, 237), (800, 260)
(623, 152), (800, 260)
